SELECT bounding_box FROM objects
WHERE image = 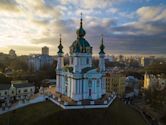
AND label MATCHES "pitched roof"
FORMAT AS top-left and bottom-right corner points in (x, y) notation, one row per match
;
(13, 83), (35, 88)
(0, 84), (11, 90)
